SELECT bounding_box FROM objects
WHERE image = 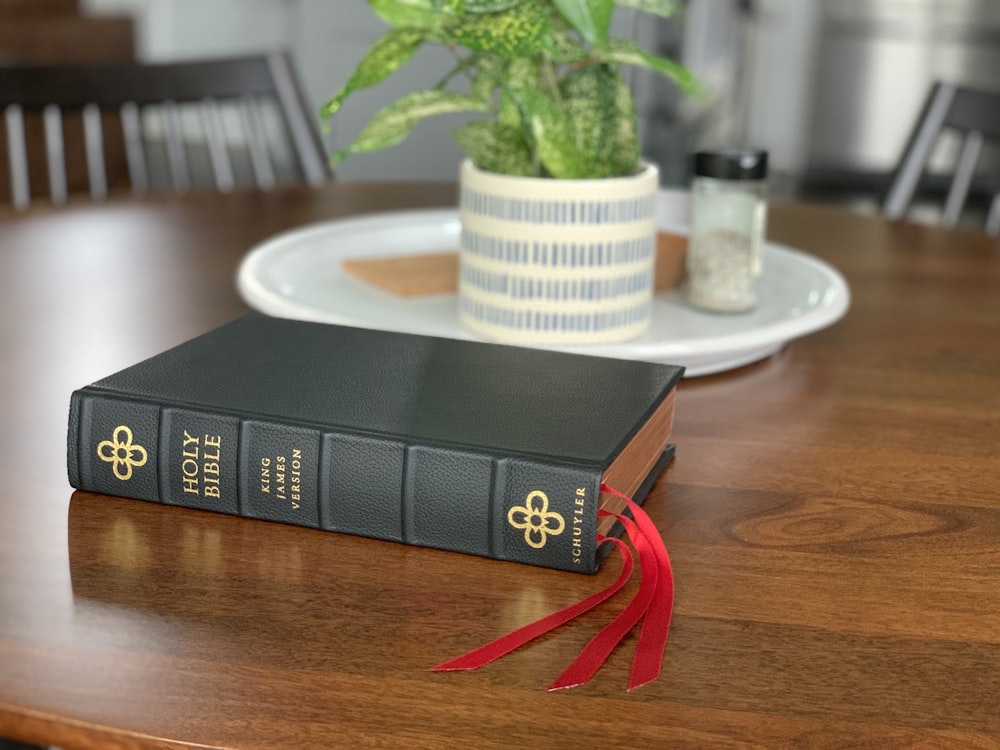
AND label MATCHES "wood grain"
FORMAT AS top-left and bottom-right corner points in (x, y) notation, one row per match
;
(1, 187), (999, 748)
